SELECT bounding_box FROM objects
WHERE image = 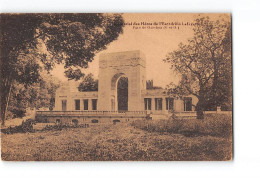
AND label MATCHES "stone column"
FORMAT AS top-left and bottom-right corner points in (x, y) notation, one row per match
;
(80, 99), (84, 111)
(153, 98), (156, 111)
(162, 97), (166, 113)
(89, 99), (92, 111)
(173, 98), (177, 111)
